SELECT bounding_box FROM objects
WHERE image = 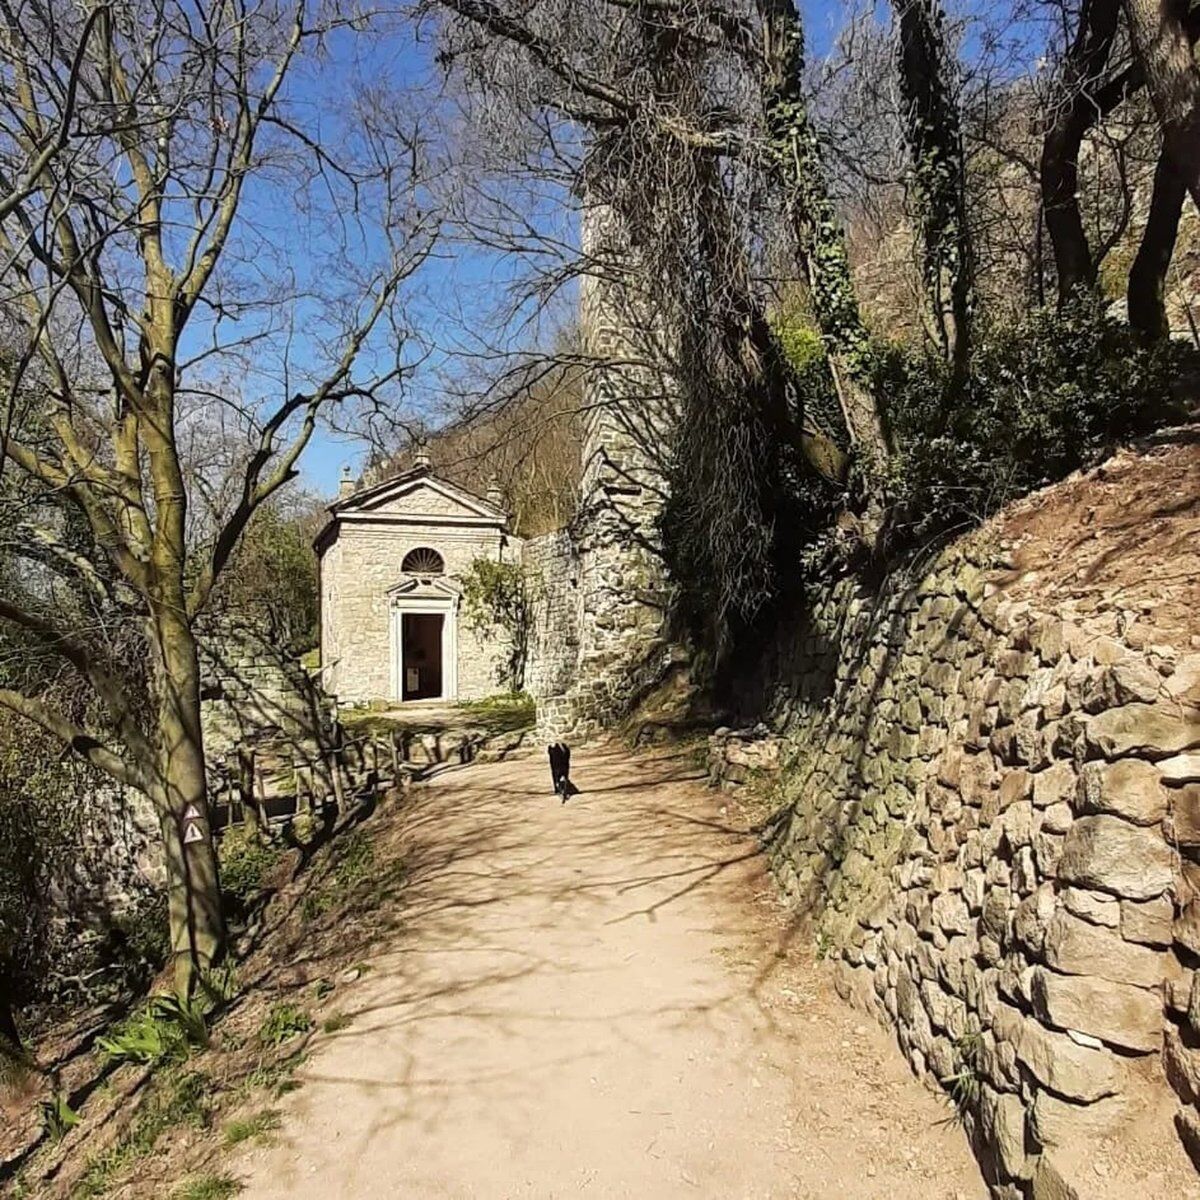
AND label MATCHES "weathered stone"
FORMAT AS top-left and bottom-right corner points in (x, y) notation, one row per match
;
(999, 768), (1033, 807)
(1032, 761), (1076, 809)
(1163, 1028), (1200, 1104)
(1057, 815), (1173, 900)
(1082, 660), (1163, 712)
(1060, 887), (1119, 928)
(1173, 784), (1200, 845)
(1076, 759), (1168, 825)
(1040, 802), (1073, 834)
(992, 1001), (1119, 1101)
(1042, 911), (1163, 987)
(1013, 885), (1056, 956)
(1119, 896), (1173, 947)
(1176, 899), (1200, 957)
(1030, 1089), (1126, 1148)
(931, 891), (971, 935)
(1160, 752), (1200, 784)
(981, 1086), (1031, 1181)
(1001, 800), (1034, 850)
(1084, 703), (1200, 760)
(1030, 967), (1162, 1053)
(1176, 1105), (1200, 1172)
